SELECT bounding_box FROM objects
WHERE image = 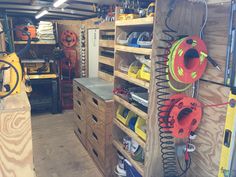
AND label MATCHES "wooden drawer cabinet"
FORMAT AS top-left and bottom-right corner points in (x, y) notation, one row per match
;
(74, 112), (86, 133)
(86, 91), (107, 112)
(87, 124), (105, 159)
(87, 140), (105, 173)
(74, 124), (86, 146)
(73, 80), (85, 100)
(73, 78), (115, 177)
